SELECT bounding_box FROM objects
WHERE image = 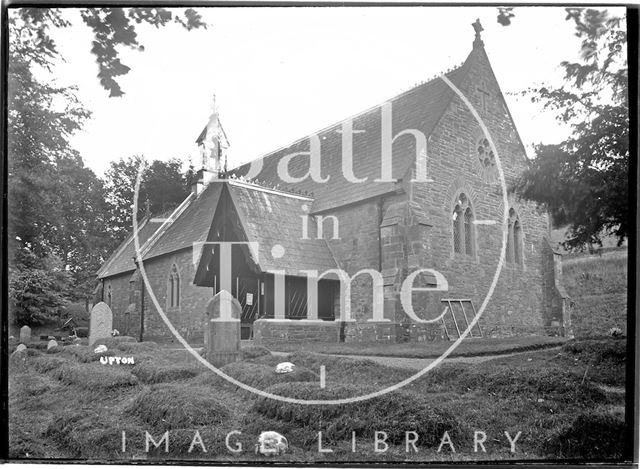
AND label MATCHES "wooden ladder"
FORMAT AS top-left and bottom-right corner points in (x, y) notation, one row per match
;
(440, 299), (483, 340)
